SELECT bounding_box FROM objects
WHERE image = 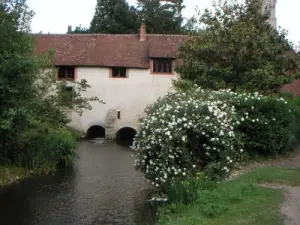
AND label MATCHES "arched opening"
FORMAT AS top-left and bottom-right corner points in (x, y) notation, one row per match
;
(116, 127), (137, 146)
(87, 125), (105, 139)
